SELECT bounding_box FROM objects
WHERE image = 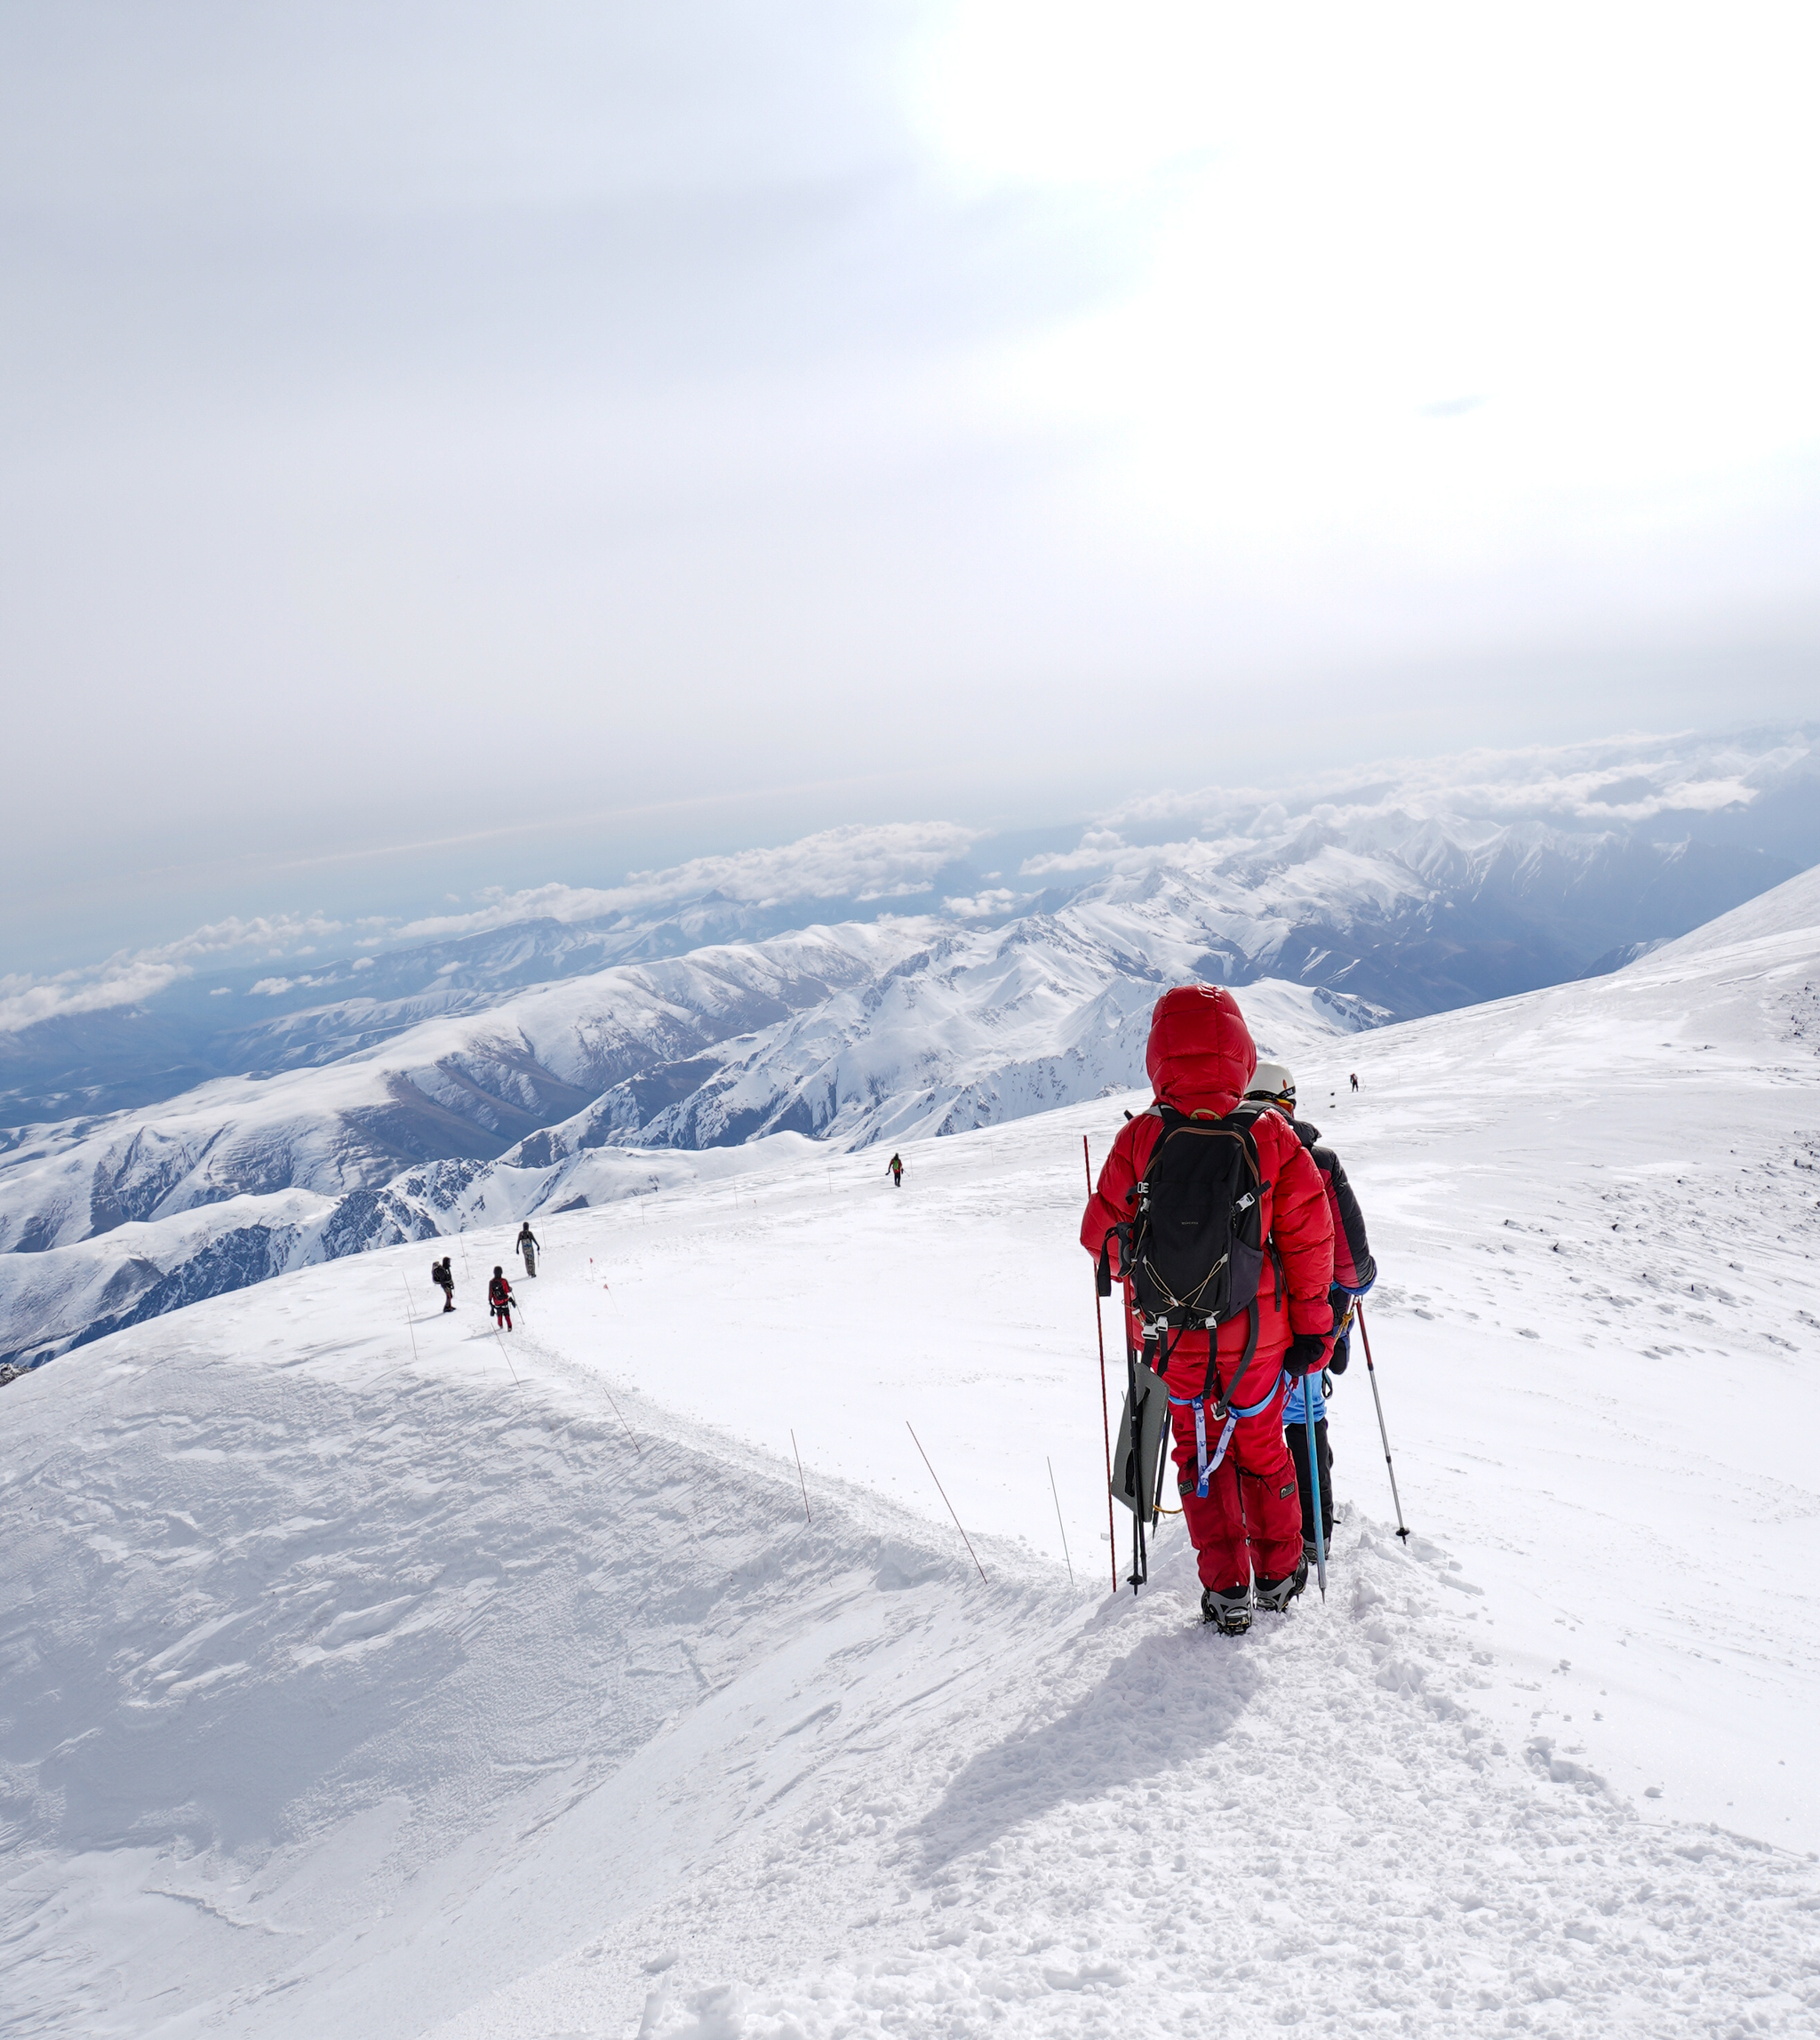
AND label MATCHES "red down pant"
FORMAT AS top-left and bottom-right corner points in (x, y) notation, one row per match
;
(1169, 1376), (1303, 1592)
